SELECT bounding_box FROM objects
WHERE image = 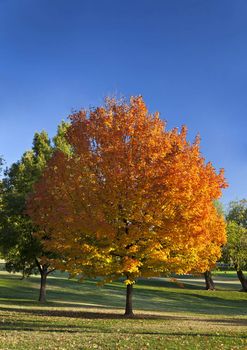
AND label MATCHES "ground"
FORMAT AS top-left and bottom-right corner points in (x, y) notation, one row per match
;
(0, 267), (246, 350)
